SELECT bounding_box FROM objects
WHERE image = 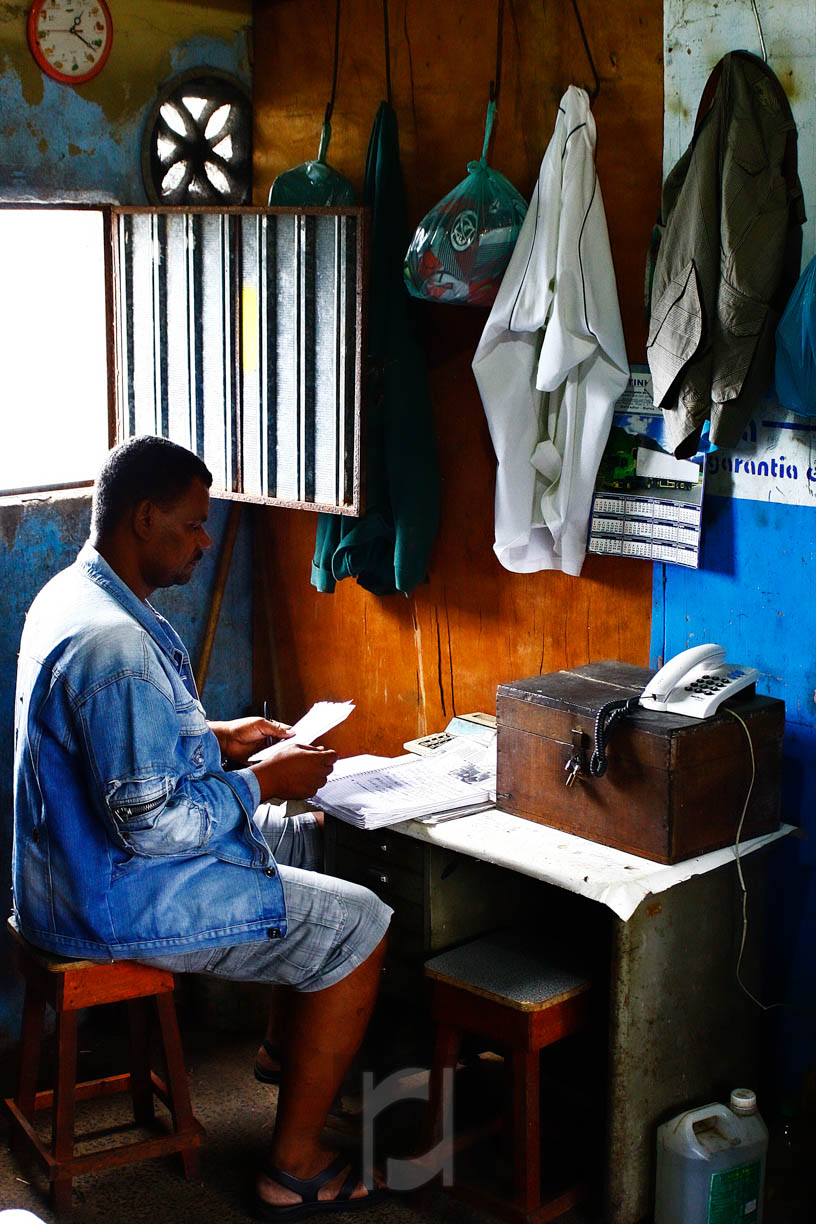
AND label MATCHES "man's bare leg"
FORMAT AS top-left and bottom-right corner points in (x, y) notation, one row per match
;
(256, 933), (388, 1207)
(255, 988), (287, 1080)
(255, 813), (325, 1083)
